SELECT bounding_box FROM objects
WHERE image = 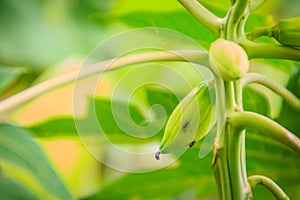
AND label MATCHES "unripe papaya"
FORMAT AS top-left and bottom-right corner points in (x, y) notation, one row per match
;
(155, 80), (216, 159)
